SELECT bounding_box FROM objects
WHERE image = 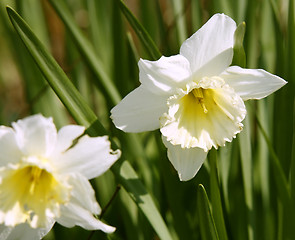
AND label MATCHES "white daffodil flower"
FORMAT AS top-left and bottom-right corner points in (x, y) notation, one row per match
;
(0, 114), (121, 239)
(111, 13), (286, 181)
